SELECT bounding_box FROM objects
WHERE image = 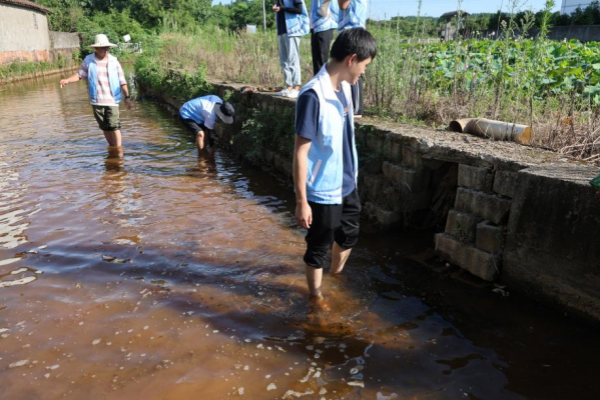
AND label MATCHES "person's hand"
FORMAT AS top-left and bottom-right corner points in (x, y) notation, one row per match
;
(295, 201), (312, 229)
(272, 4), (280, 12)
(124, 97), (133, 110)
(59, 79), (68, 87)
